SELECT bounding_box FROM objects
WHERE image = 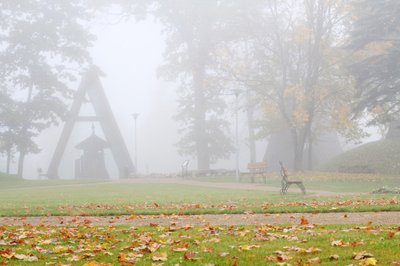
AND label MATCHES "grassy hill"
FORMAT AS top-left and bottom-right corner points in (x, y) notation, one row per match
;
(0, 171), (21, 181)
(321, 138), (400, 175)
